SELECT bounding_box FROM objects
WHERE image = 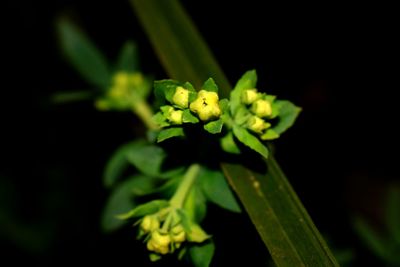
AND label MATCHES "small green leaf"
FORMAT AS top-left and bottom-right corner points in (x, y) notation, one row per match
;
(152, 112), (170, 127)
(219, 98), (229, 113)
(149, 253), (162, 262)
(182, 109), (199, 123)
(261, 129), (280, 141)
(157, 128), (185, 142)
(103, 140), (146, 187)
(116, 41), (139, 72)
(353, 217), (389, 262)
(202, 78), (218, 93)
(220, 132), (241, 154)
(188, 224), (210, 243)
(58, 20), (110, 89)
(199, 167), (241, 213)
(203, 119), (223, 134)
(272, 100), (301, 135)
(230, 70), (257, 114)
(117, 199), (169, 220)
(190, 241), (215, 267)
(154, 79), (181, 104)
(184, 185), (207, 223)
(126, 144), (166, 177)
(233, 125), (269, 158)
(101, 175), (157, 232)
(385, 187), (400, 244)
